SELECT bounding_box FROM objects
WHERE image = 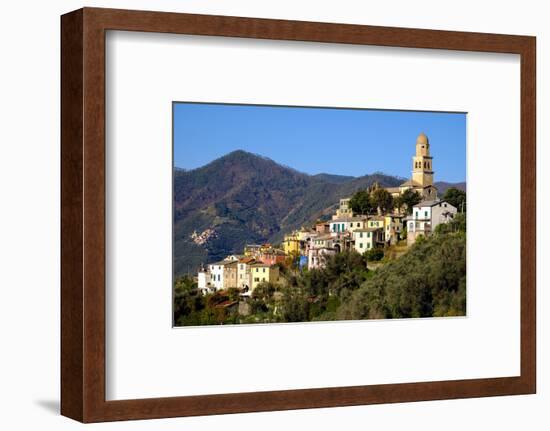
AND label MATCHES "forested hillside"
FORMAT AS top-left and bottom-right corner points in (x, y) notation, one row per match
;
(173, 215), (467, 326)
(173, 150), (403, 275)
